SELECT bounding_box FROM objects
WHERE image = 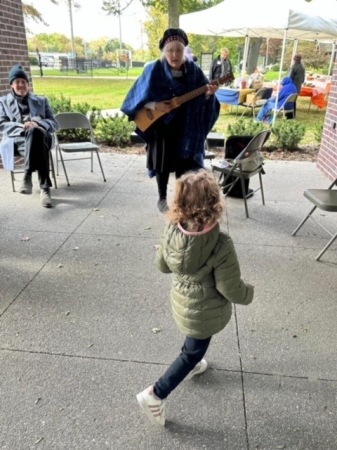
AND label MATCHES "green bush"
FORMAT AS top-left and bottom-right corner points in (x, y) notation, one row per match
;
(49, 93), (72, 113)
(314, 123), (324, 143)
(95, 114), (135, 147)
(49, 94), (102, 142)
(226, 118), (265, 137)
(271, 118), (306, 150)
